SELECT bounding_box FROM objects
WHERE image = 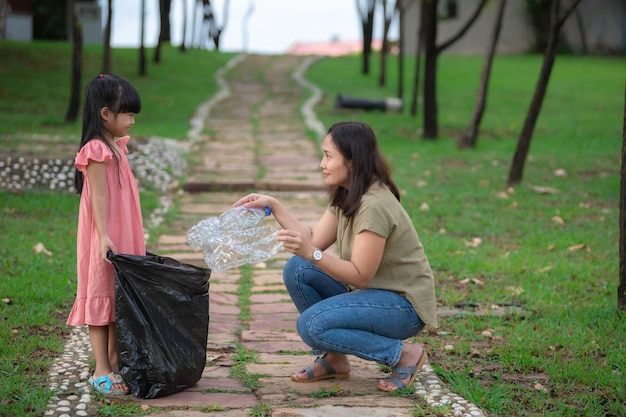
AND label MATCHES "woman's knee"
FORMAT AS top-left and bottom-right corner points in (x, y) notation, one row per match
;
(282, 256), (308, 287)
